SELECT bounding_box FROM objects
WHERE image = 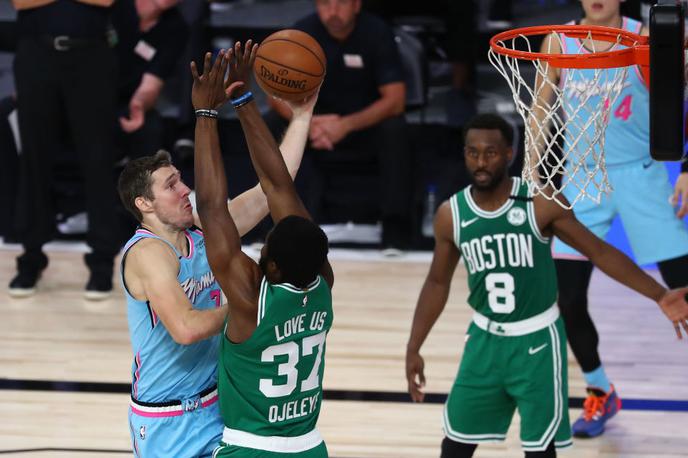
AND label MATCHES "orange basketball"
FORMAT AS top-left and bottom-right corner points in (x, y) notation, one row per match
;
(253, 29), (326, 102)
